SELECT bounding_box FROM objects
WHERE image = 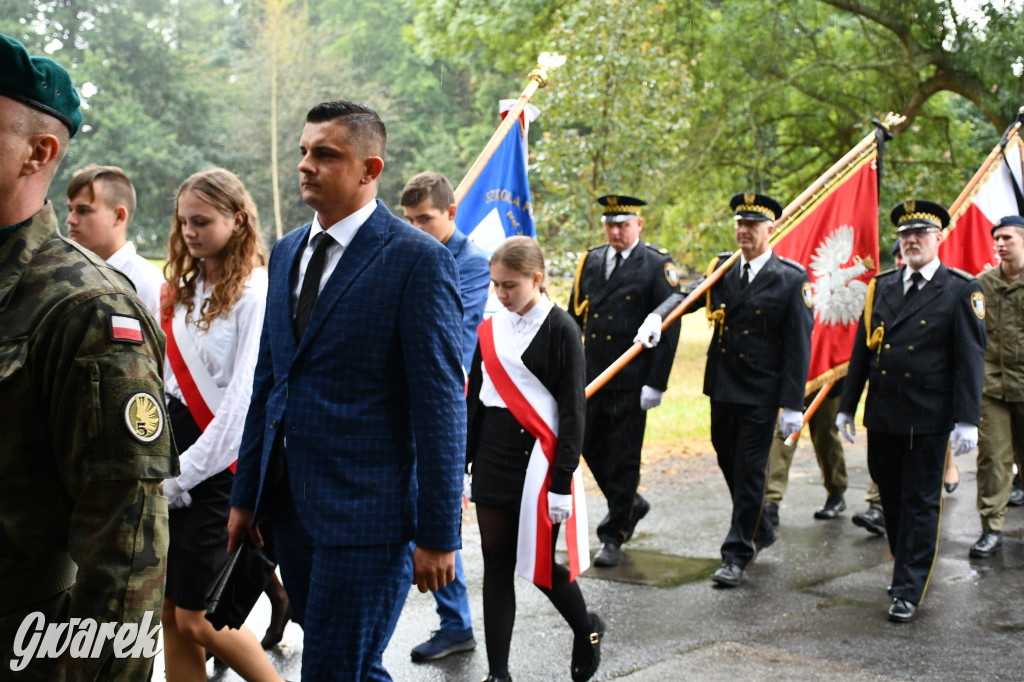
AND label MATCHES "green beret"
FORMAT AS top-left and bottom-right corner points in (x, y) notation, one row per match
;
(0, 33), (82, 136)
